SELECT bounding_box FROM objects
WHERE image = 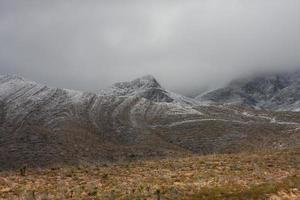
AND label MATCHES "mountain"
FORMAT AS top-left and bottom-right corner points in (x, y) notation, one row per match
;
(196, 70), (300, 111)
(99, 75), (199, 105)
(0, 74), (299, 169)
